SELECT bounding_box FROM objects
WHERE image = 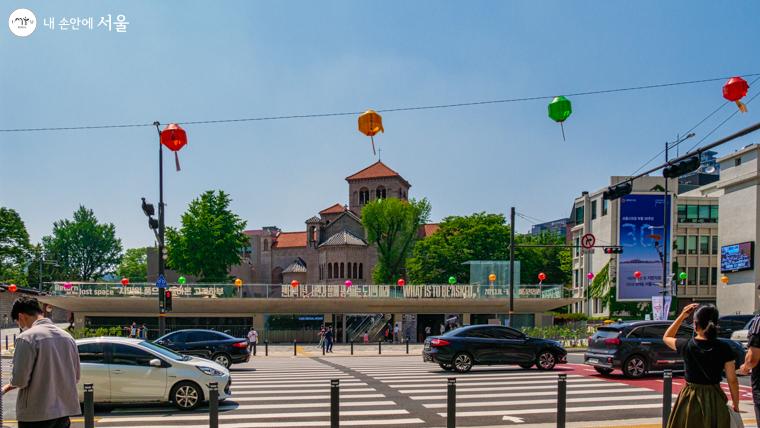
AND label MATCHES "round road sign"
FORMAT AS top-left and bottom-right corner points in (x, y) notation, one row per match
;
(581, 233), (596, 249)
